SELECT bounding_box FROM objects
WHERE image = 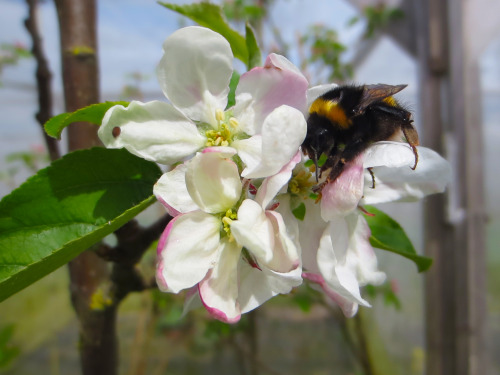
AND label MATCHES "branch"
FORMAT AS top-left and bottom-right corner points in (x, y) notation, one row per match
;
(97, 214), (172, 265)
(24, 0), (60, 161)
(95, 215), (172, 302)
